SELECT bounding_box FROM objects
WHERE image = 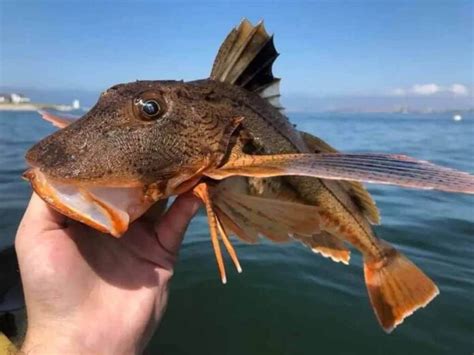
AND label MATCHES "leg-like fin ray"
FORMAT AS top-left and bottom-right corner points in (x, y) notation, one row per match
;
(216, 218), (242, 273)
(193, 183), (227, 284)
